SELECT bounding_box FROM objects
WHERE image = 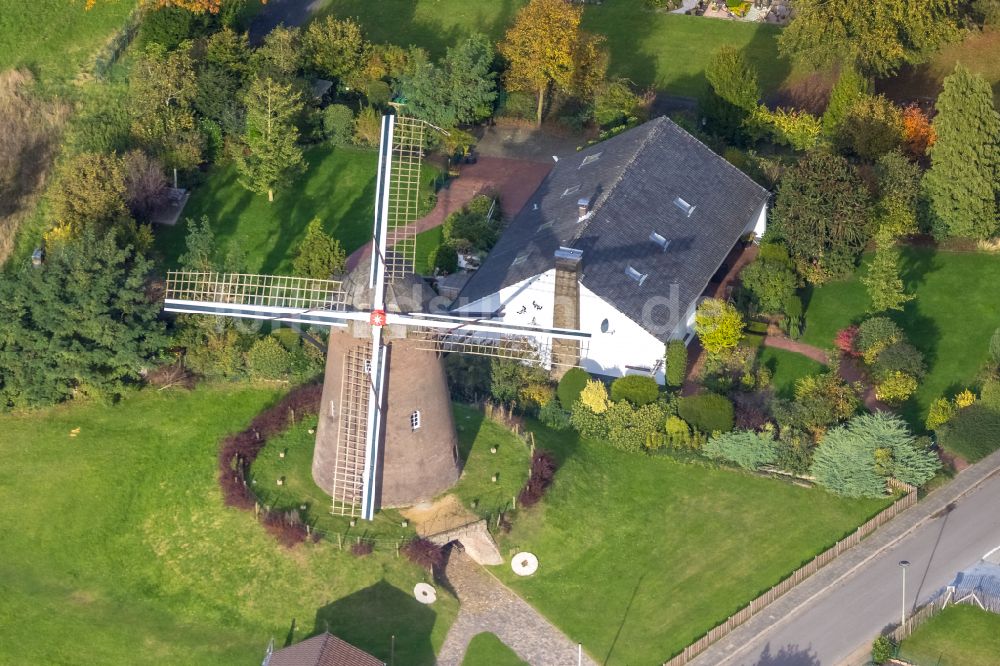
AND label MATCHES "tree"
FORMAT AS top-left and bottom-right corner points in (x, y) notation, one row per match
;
(923, 65), (1000, 240)
(292, 218), (345, 279)
(856, 316), (903, 363)
(694, 298), (745, 356)
(837, 95), (905, 161)
(902, 105), (936, 159)
(130, 43), (203, 170)
(0, 229), (164, 408)
(811, 413), (939, 498)
(123, 150), (168, 220)
(704, 430), (779, 470)
(48, 152), (129, 237)
(665, 339), (688, 388)
(740, 258), (797, 313)
(777, 370), (859, 437)
(179, 215), (217, 272)
(401, 34), (498, 128)
(778, 0), (960, 77)
(322, 104), (355, 145)
(235, 76), (305, 202)
(251, 25), (302, 80)
(303, 16), (368, 84)
(873, 151), (922, 237)
(195, 28), (250, 134)
(499, 0), (583, 125)
(822, 66), (871, 139)
(87, 0), (222, 12)
(862, 241), (914, 313)
(770, 151), (870, 282)
(703, 46), (761, 142)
